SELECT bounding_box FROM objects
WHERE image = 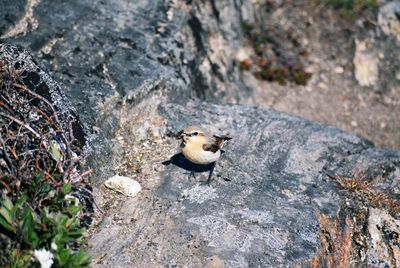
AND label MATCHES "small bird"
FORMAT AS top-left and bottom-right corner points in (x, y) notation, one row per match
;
(176, 126), (231, 185)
